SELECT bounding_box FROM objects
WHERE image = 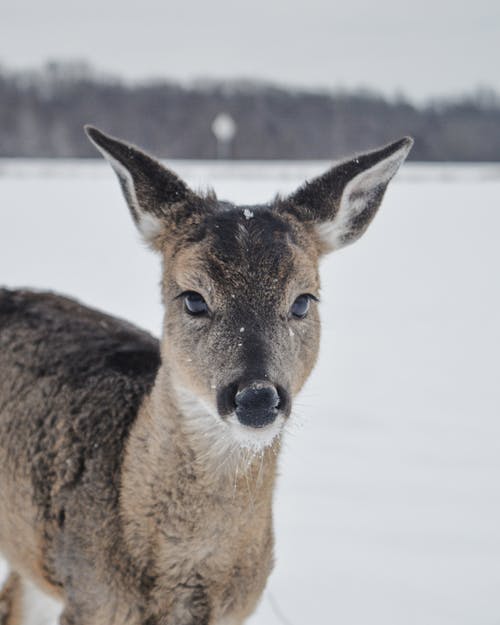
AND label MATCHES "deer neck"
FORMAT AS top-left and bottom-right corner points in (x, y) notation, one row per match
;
(121, 360), (280, 540)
